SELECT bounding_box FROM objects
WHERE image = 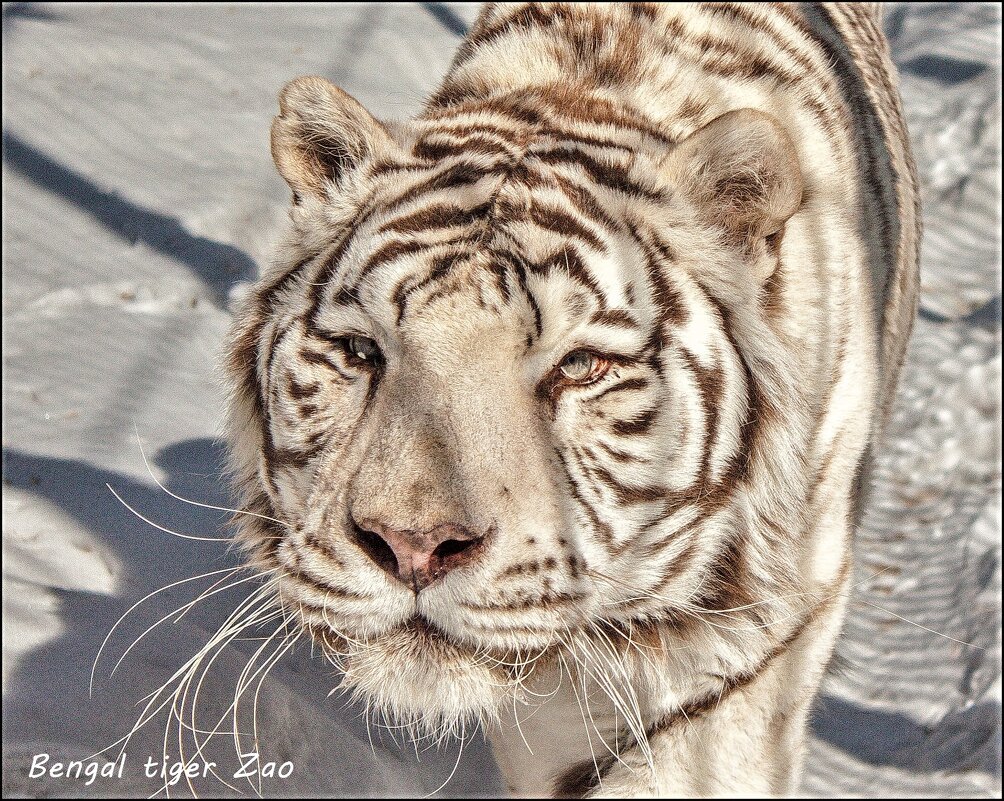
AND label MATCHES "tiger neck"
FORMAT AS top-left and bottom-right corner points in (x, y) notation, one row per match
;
(487, 662), (624, 798)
